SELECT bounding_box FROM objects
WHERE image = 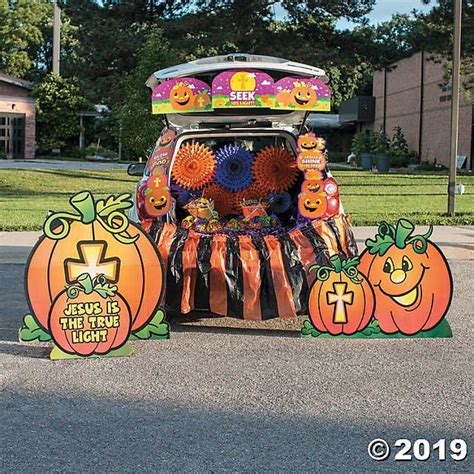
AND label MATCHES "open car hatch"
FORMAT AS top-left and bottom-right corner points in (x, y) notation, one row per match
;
(146, 53), (330, 130)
